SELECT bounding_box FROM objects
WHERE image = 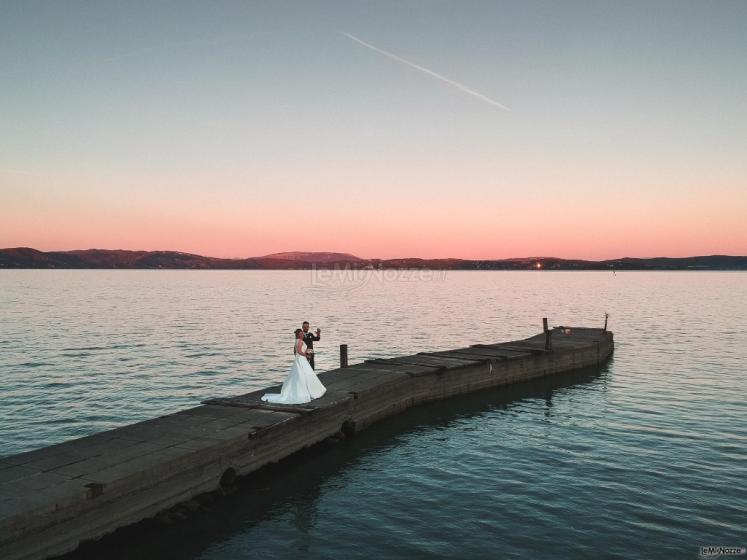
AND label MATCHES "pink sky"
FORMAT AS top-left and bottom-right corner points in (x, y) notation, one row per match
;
(2, 165), (745, 260)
